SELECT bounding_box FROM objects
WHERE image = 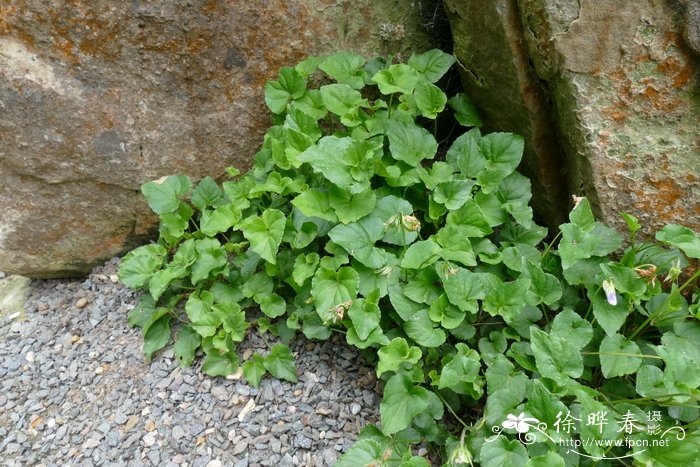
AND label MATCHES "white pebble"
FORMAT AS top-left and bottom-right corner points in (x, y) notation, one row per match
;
(25, 351), (35, 363)
(206, 461), (222, 467)
(109, 274), (119, 283)
(237, 398), (256, 422)
(143, 432), (156, 447)
(94, 366), (104, 375)
(227, 429), (236, 441)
